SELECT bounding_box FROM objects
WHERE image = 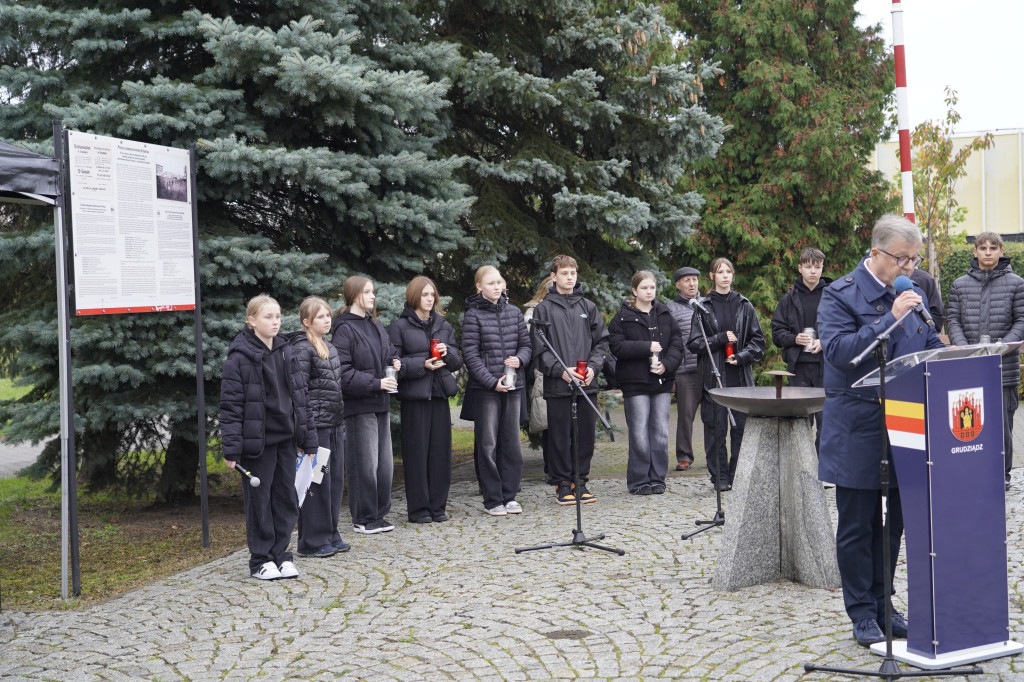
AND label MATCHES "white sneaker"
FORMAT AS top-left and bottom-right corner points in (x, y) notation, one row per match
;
(485, 504), (507, 516)
(504, 500), (522, 514)
(252, 561), (282, 580)
(278, 561), (299, 579)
